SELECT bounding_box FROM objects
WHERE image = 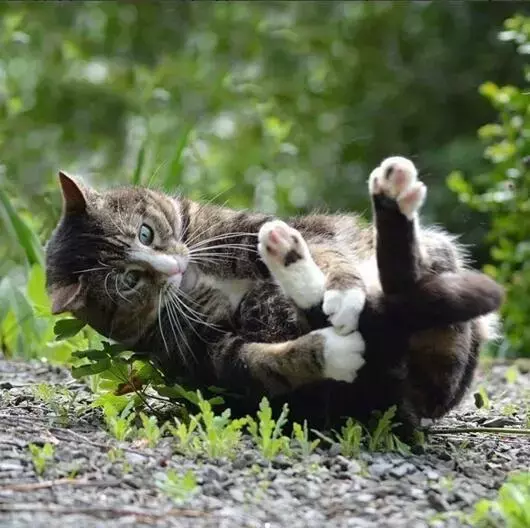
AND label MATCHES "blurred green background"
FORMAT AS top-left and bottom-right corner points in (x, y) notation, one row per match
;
(1, 2), (529, 361)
